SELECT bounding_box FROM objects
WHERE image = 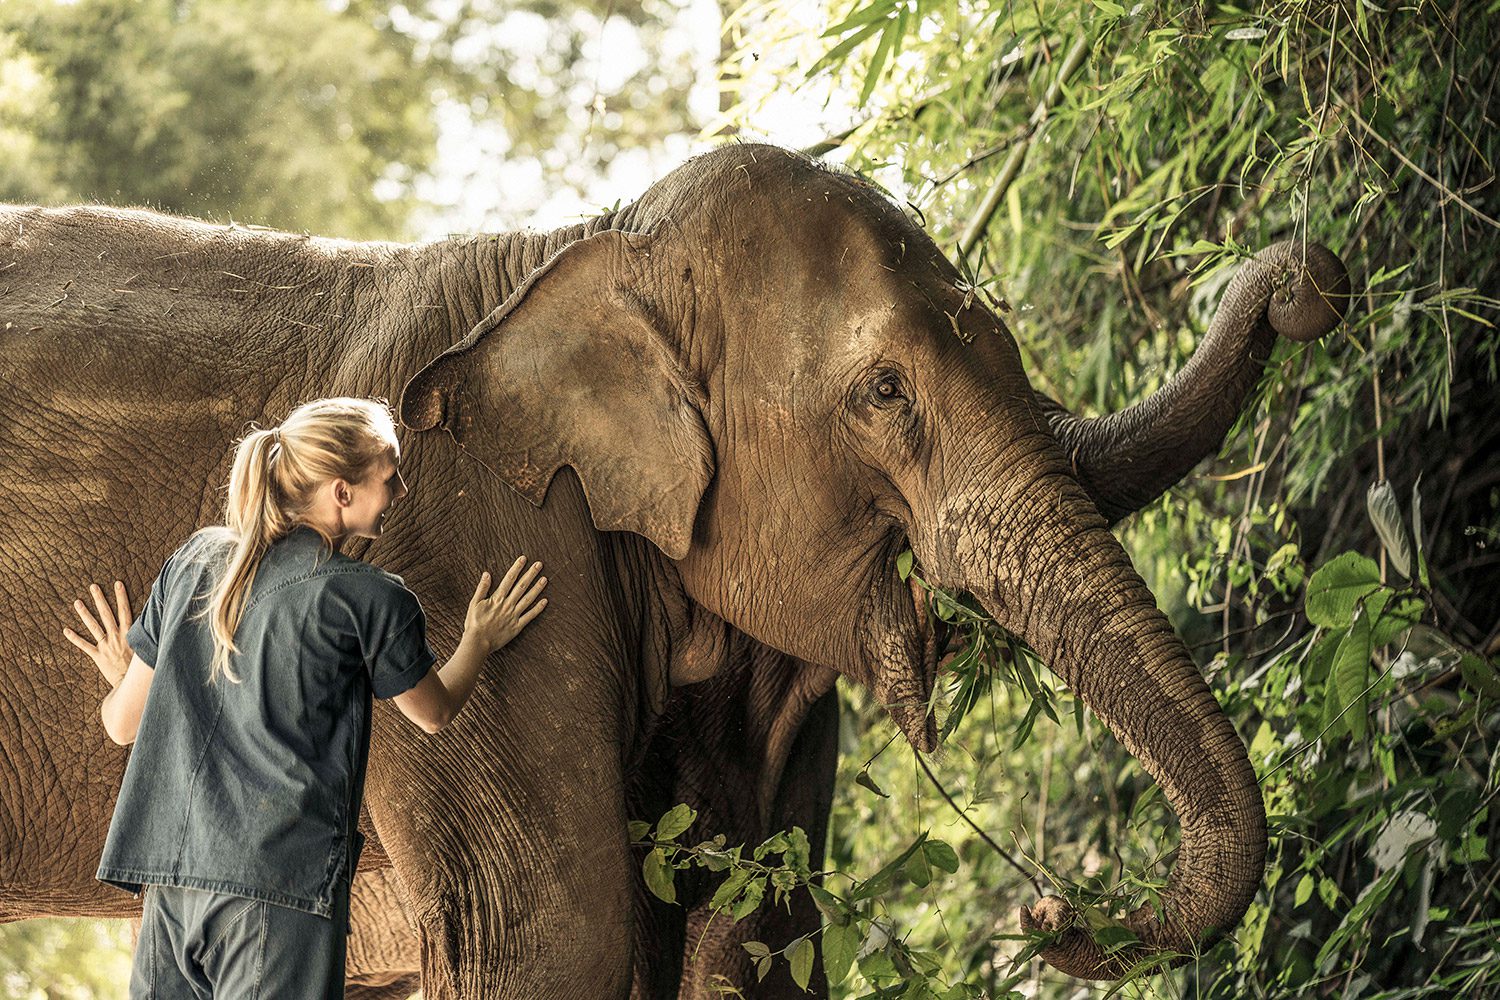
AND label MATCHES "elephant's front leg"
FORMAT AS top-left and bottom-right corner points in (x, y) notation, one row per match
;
(368, 692), (638, 999)
(345, 864), (422, 1000)
(679, 687), (840, 999)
